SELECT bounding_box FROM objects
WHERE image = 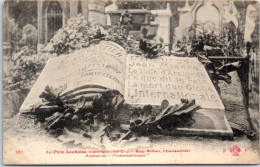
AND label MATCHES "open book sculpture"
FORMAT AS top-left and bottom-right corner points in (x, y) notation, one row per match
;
(20, 41), (233, 137)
